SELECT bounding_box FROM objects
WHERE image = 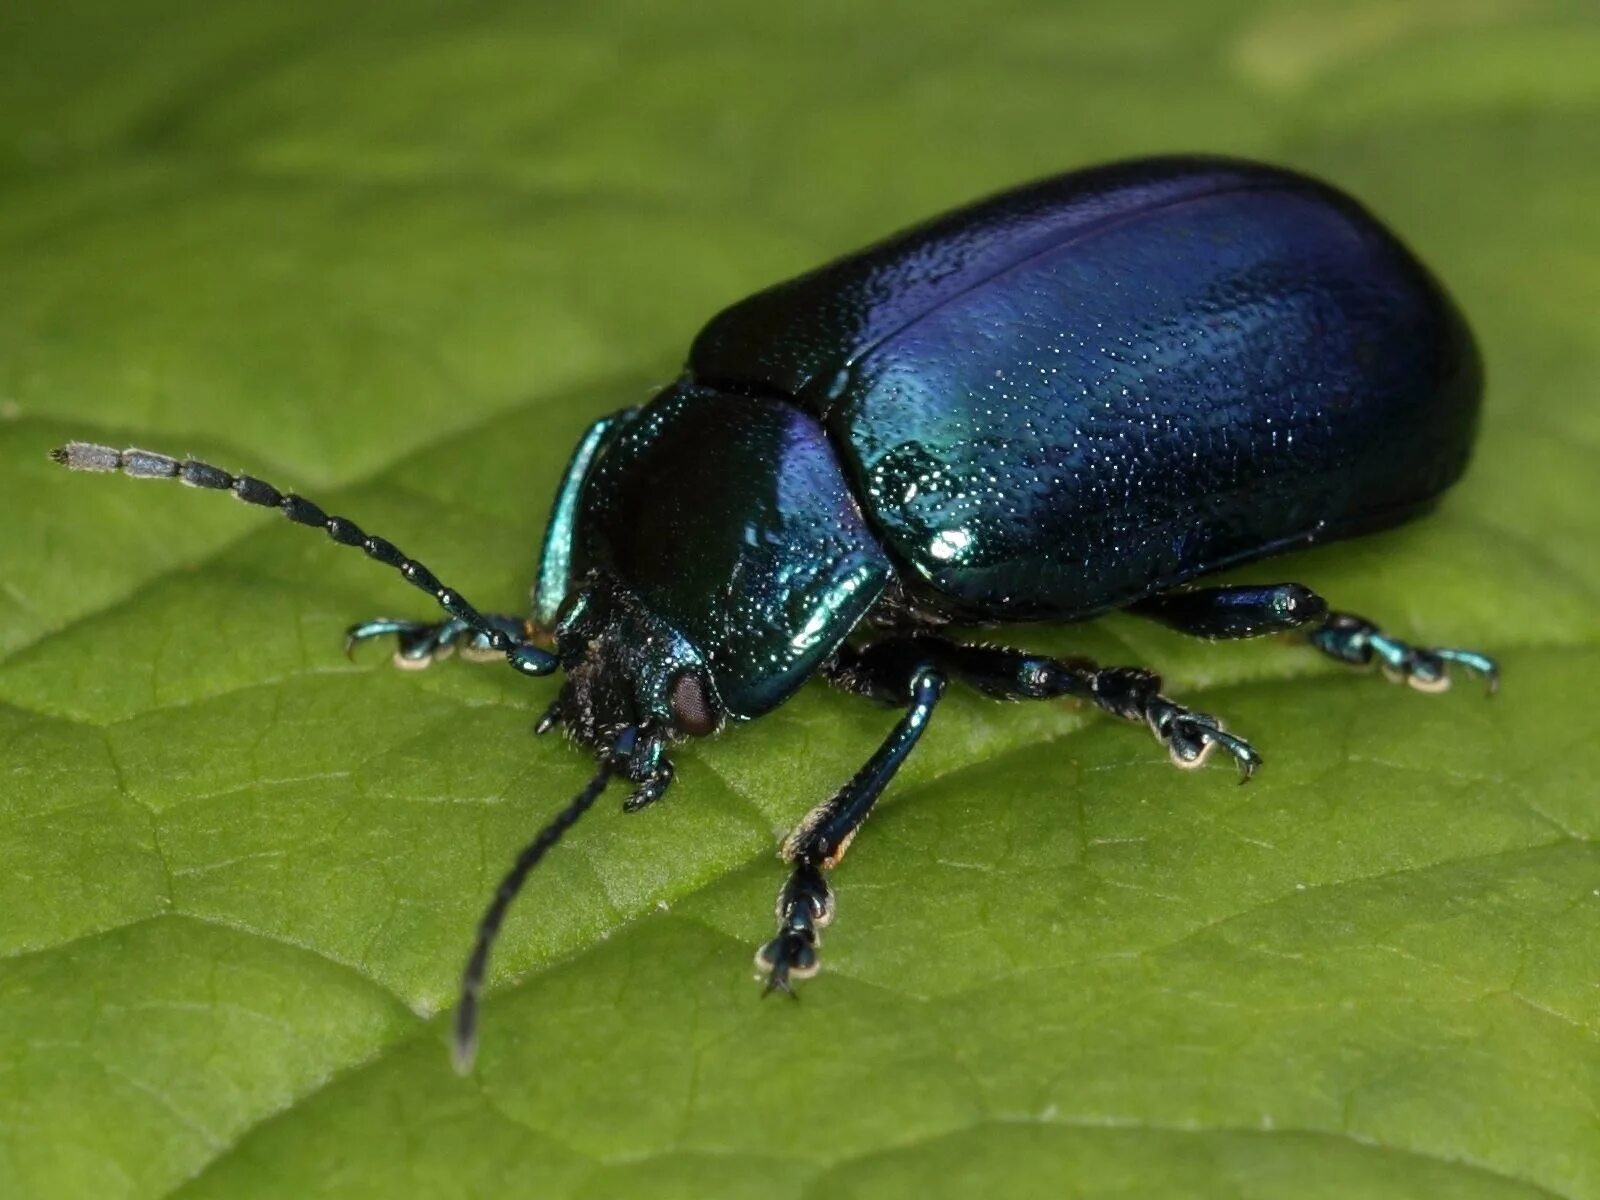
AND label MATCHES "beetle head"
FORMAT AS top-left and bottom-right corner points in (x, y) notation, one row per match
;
(550, 572), (725, 804)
